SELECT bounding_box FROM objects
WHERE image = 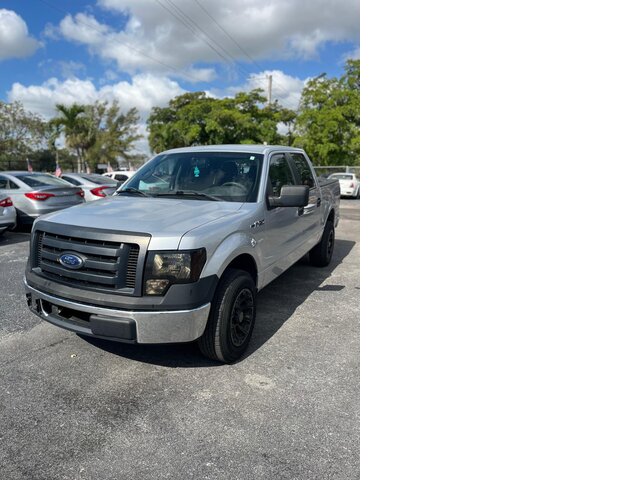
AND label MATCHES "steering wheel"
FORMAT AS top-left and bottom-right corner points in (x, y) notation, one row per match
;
(221, 182), (248, 192)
